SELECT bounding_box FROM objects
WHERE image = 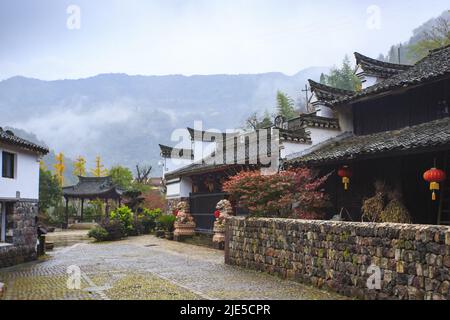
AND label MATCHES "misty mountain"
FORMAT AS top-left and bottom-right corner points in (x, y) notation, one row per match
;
(3, 127), (78, 185)
(379, 10), (449, 64)
(1, 67), (329, 176)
